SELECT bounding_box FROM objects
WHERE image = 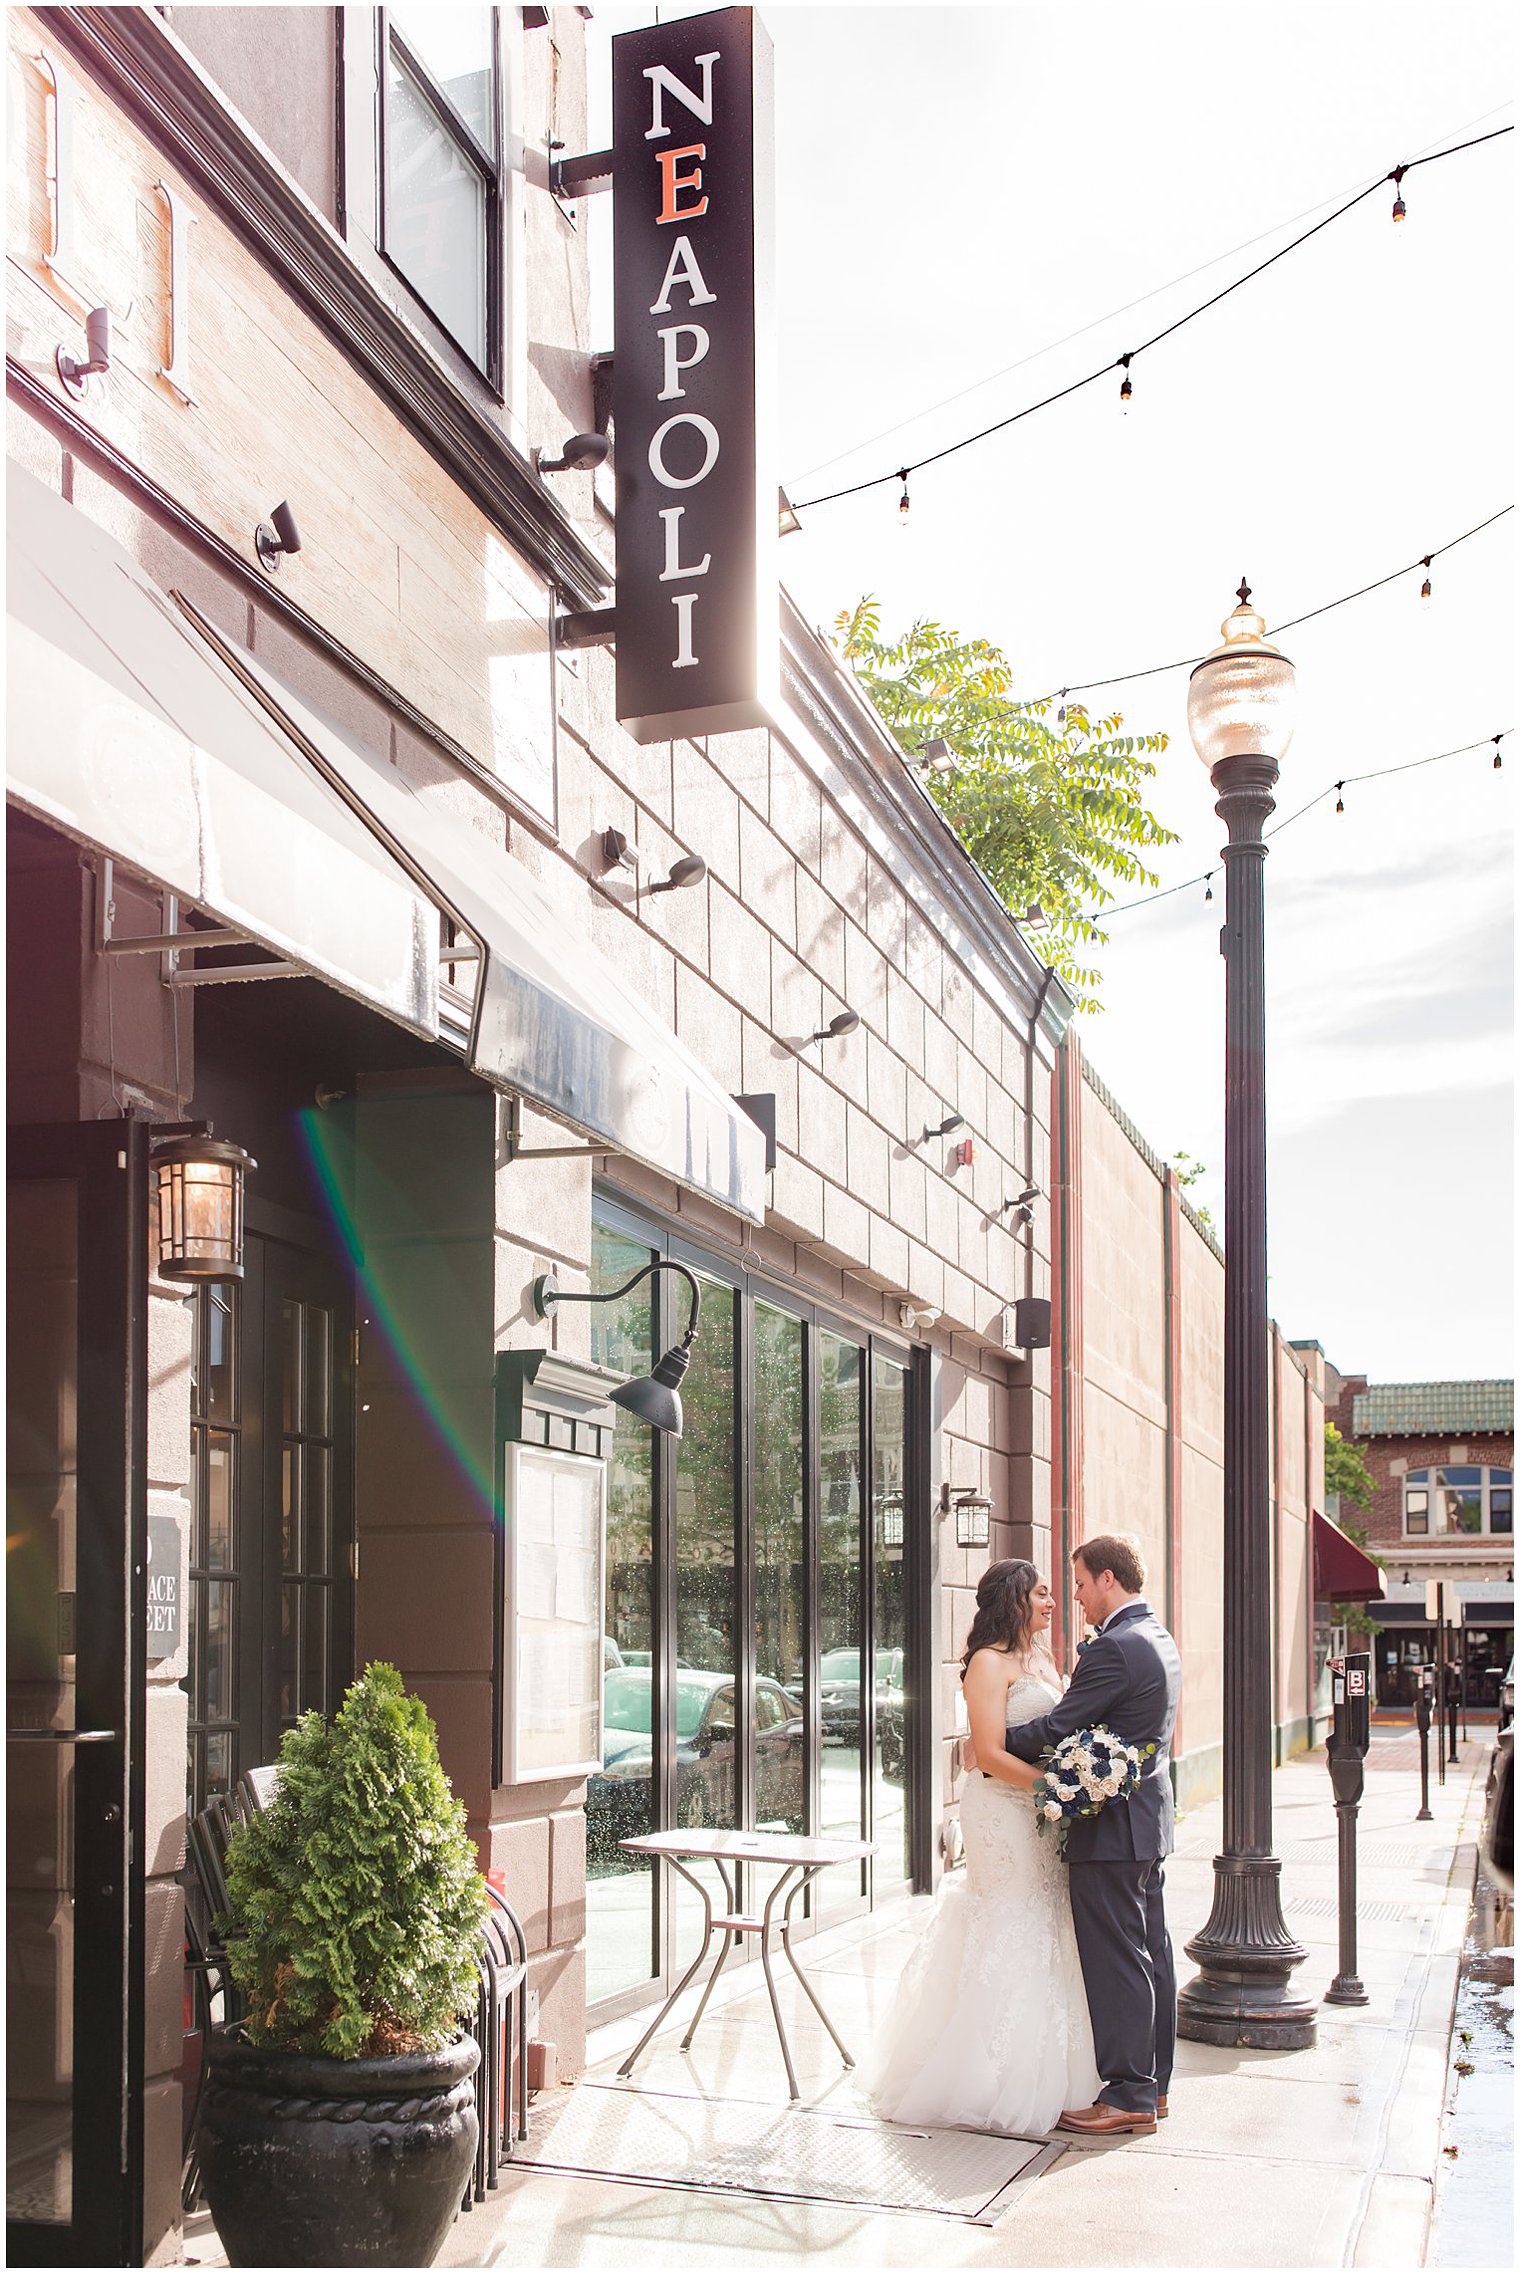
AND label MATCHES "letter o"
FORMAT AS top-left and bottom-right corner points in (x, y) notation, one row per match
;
(648, 413), (720, 490)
